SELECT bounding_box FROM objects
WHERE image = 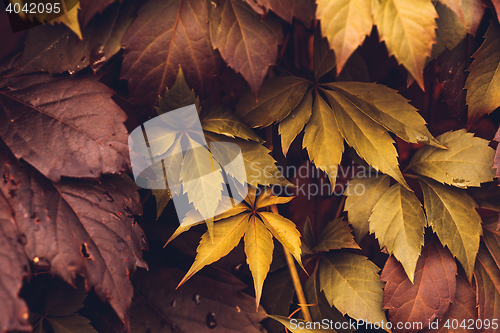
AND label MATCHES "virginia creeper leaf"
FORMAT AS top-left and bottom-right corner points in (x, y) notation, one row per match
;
(431, 1), (467, 59)
(369, 183), (426, 282)
(268, 315), (336, 332)
(210, 0), (284, 98)
(79, 0), (119, 27)
(314, 218), (359, 252)
(279, 89), (313, 156)
(47, 315), (97, 333)
(121, 0), (222, 109)
(373, 0), (438, 89)
(462, 0), (485, 36)
(16, 0), (135, 76)
(465, 19), (500, 126)
(156, 67), (198, 115)
(0, 72), (130, 182)
(325, 90), (410, 190)
(408, 130), (496, 188)
(313, 27), (336, 80)
(242, 0), (315, 25)
(236, 76), (310, 128)
(418, 177), (482, 280)
(244, 214), (274, 309)
(260, 268), (295, 333)
(316, 0), (372, 74)
(381, 238), (457, 333)
(303, 94), (344, 189)
(496, 126), (500, 178)
(474, 245), (500, 333)
(438, 0), (465, 24)
(493, 1), (500, 23)
(201, 105), (262, 142)
(468, 182), (500, 211)
(483, 222), (500, 269)
(325, 81), (444, 148)
(320, 252), (386, 326)
(0, 142), (147, 329)
(344, 175), (391, 241)
(255, 187), (294, 208)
